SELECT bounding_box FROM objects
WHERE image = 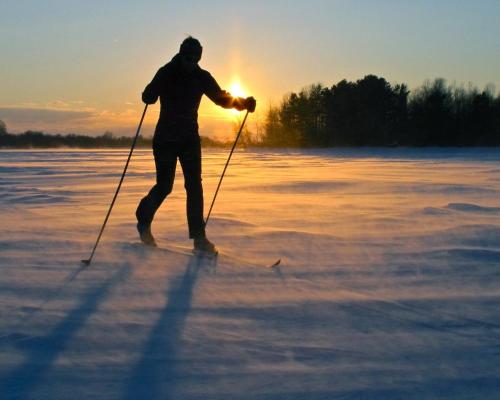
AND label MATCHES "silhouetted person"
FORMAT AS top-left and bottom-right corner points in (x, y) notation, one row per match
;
(136, 36), (256, 253)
